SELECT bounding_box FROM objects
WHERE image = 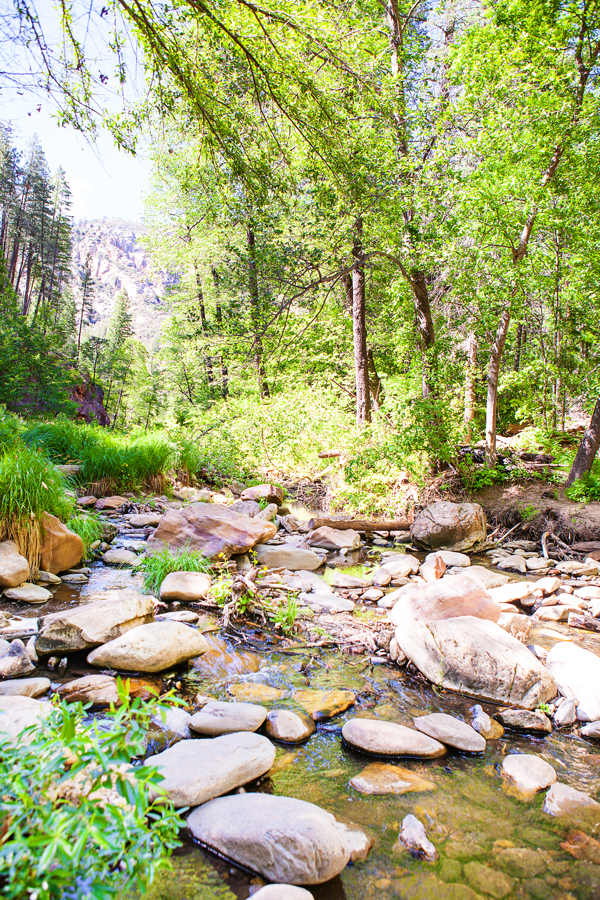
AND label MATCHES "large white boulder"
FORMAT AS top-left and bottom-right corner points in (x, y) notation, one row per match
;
(388, 573), (501, 625)
(0, 540), (29, 588)
(546, 642), (600, 721)
(394, 614), (556, 709)
(187, 793), (350, 884)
